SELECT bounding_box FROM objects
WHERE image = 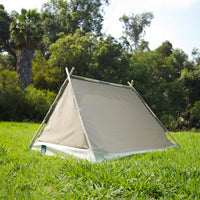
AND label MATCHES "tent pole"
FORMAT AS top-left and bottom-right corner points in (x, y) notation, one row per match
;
(65, 67), (96, 162)
(29, 67), (75, 148)
(127, 81), (181, 148)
